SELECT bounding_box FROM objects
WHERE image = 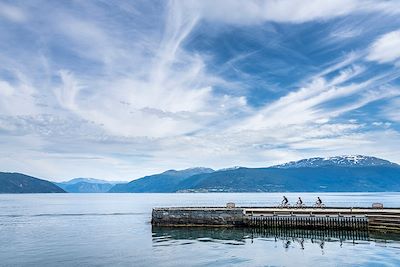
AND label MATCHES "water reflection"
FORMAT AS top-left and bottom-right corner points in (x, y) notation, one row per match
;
(152, 226), (400, 251)
(152, 227), (249, 245)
